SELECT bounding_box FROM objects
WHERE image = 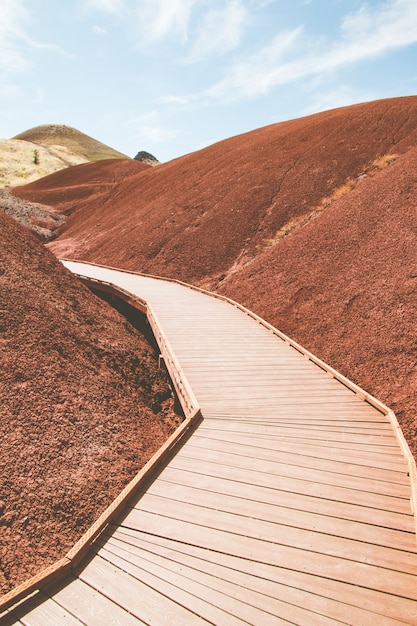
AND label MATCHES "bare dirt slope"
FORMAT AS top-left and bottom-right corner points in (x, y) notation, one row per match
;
(13, 96), (417, 463)
(14, 158), (149, 216)
(3, 159), (147, 241)
(0, 211), (179, 594)
(220, 143), (417, 460)
(17, 96), (416, 283)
